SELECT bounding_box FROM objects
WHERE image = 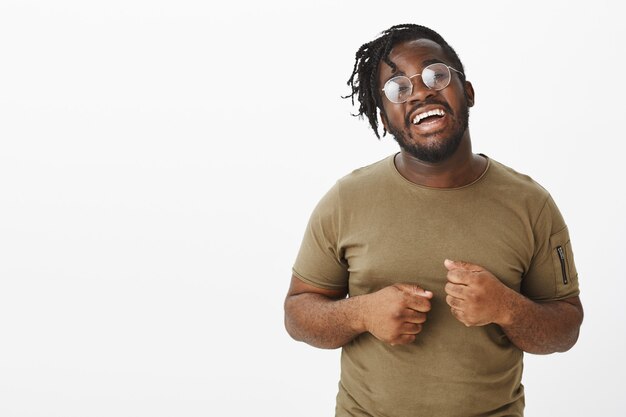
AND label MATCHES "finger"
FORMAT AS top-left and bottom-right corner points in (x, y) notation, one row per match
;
(405, 295), (432, 313)
(444, 282), (466, 298)
(444, 259), (485, 272)
(450, 306), (468, 325)
(402, 309), (428, 324)
(391, 334), (417, 346)
(446, 295), (463, 309)
(446, 268), (471, 285)
(396, 283), (434, 299)
(400, 322), (423, 334)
